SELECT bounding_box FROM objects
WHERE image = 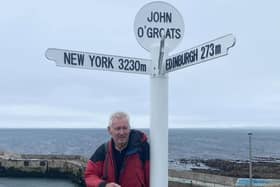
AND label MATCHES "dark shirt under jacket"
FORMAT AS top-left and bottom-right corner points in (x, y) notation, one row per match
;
(112, 142), (128, 183)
